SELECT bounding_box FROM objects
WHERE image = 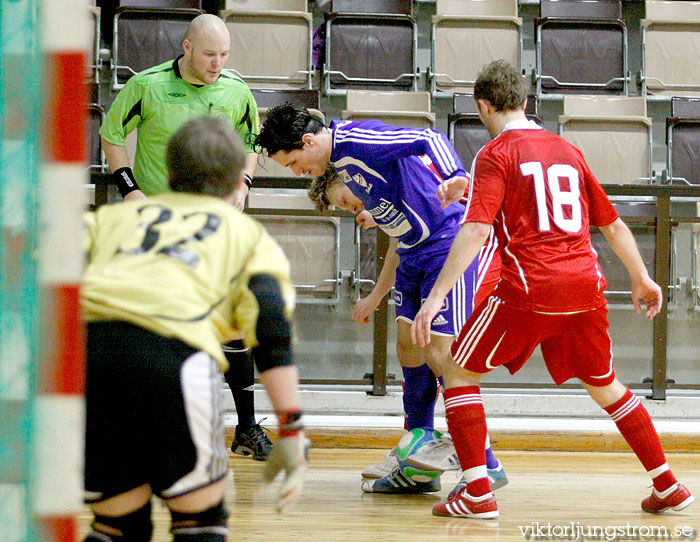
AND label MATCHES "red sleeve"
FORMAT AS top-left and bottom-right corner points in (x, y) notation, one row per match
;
(581, 157), (619, 227)
(462, 145), (505, 225)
